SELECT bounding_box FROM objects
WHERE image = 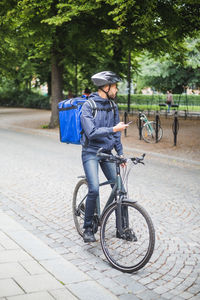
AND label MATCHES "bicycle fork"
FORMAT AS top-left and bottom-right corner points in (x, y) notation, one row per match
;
(116, 168), (137, 242)
(115, 168), (129, 236)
